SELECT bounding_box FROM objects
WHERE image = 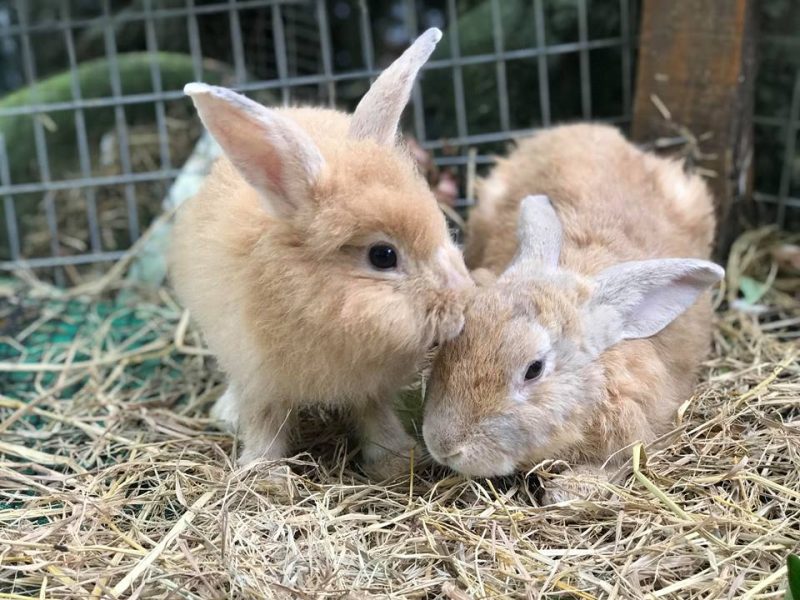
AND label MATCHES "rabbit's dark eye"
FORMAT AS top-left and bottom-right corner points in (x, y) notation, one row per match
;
(368, 244), (398, 270)
(524, 360), (545, 381)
